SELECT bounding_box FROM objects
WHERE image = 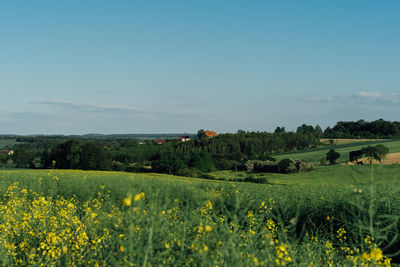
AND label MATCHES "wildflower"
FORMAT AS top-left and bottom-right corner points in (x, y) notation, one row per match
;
(122, 196), (132, 206)
(370, 248), (383, 261)
(253, 257), (259, 264)
(205, 225), (212, 232)
(120, 245), (125, 252)
(134, 192), (145, 201)
(62, 246), (68, 254)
